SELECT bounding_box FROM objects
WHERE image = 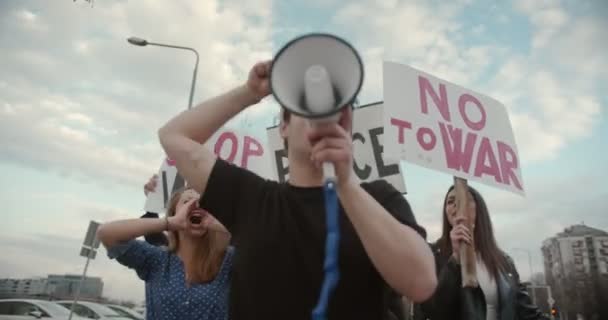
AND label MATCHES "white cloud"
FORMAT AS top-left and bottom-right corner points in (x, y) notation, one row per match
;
(17, 9), (36, 22)
(332, 0), (605, 165)
(0, 0), (274, 187)
(490, 65), (601, 162)
(481, 3), (604, 163)
(529, 7), (569, 48)
(484, 53), (601, 162)
(74, 41), (90, 54)
(530, 71), (599, 137)
(65, 113), (93, 125)
(331, 0), (492, 103)
(509, 114), (563, 162)
(0, 95), (159, 186)
(546, 17), (608, 80)
(498, 14), (510, 24)
(472, 24), (485, 35)
(14, 8), (47, 32)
